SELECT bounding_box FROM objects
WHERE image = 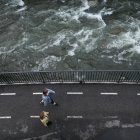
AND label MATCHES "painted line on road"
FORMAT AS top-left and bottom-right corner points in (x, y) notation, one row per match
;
(0, 93), (16, 95)
(30, 116), (40, 118)
(67, 92), (83, 95)
(67, 116), (83, 119)
(100, 93), (118, 95)
(33, 92), (42, 95)
(104, 116), (118, 119)
(0, 116), (11, 119)
(137, 93), (140, 95)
